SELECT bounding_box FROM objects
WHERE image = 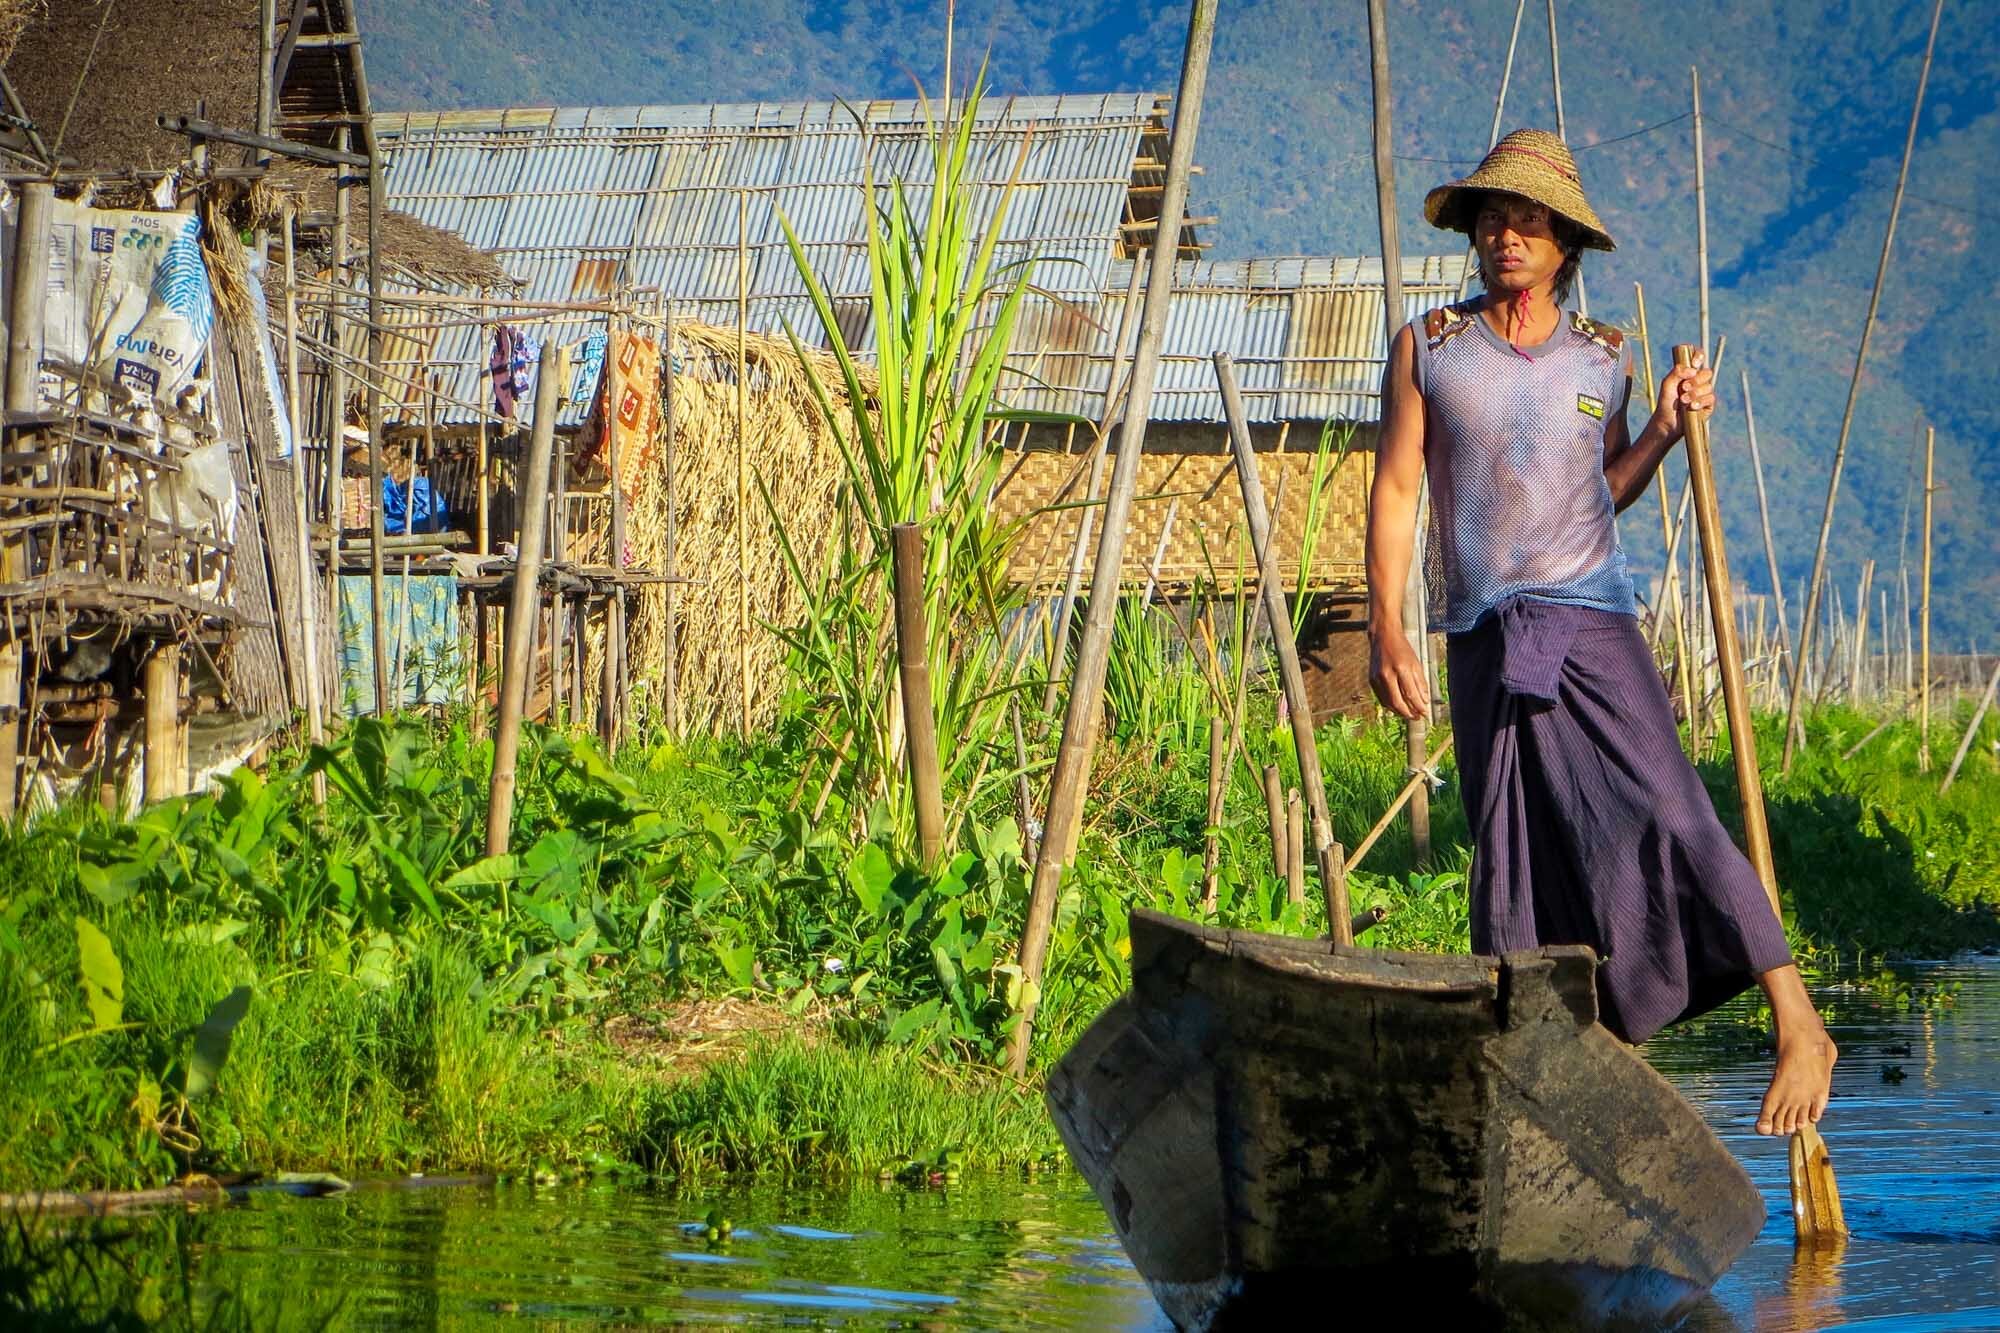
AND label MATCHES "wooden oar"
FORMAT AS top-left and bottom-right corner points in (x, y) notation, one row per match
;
(1676, 346), (1845, 1242)
(1789, 1124), (1846, 1241)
